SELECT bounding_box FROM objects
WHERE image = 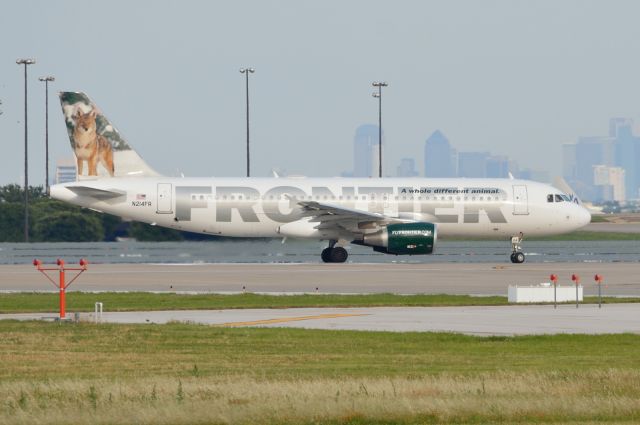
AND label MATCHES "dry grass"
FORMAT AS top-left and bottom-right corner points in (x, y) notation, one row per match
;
(1, 371), (639, 424)
(1, 322), (639, 424)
